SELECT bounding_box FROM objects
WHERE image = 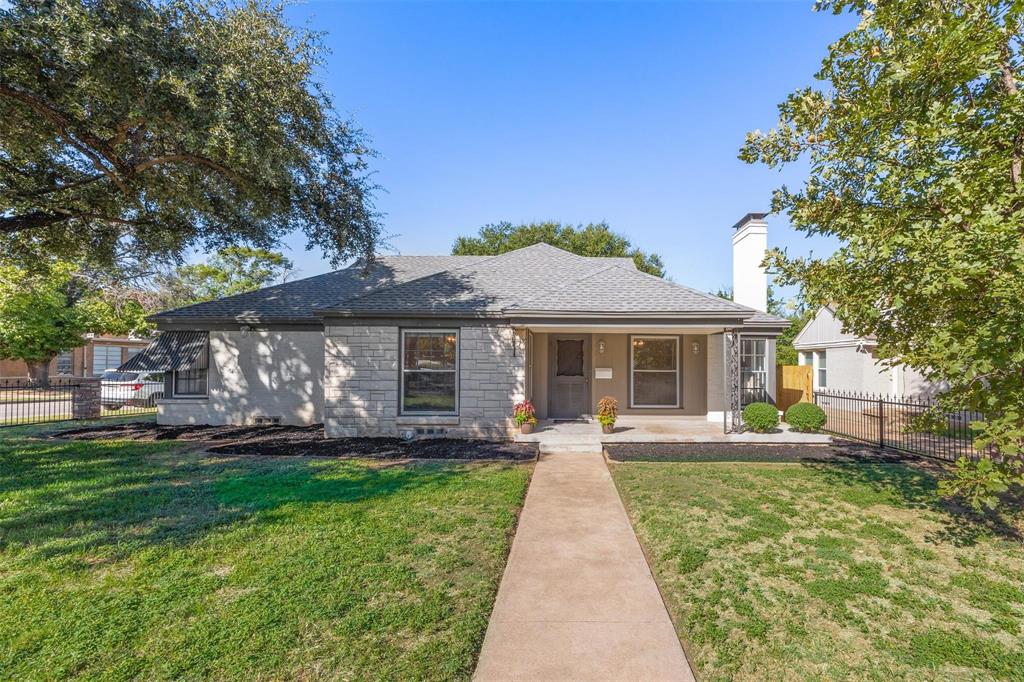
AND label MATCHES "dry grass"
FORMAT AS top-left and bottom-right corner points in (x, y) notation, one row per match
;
(612, 459), (1024, 681)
